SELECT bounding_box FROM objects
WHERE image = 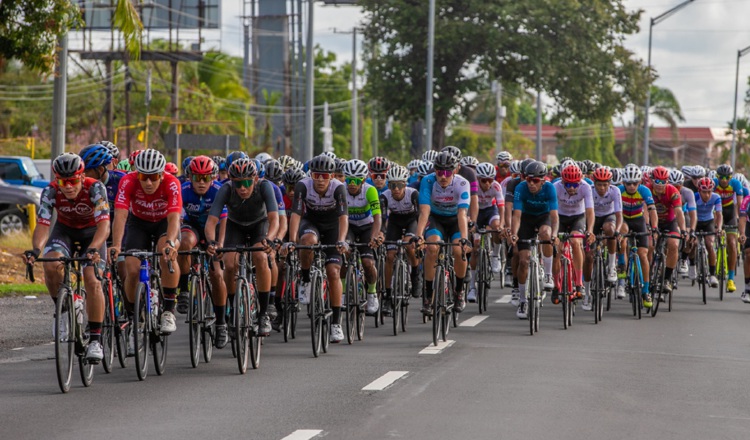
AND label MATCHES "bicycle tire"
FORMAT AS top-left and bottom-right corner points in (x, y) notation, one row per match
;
(113, 281), (128, 369)
(133, 282), (149, 381)
(188, 275), (201, 368)
(345, 265), (356, 344)
(392, 260), (402, 336)
(151, 332), (168, 376)
(476, 248), (486, 314)
(248, 282), (261, 369)
(592, 255), (600, 324)
(282, 273), (294, 342)
(562, 259), (569, 330)
(234, 278), (250, 374)
(310, 271), (323, 358)
(321, 279), (331, 354)
(718, 240), (725, 301)
(442, 268), (451, 341)
(528, 259), (536, 335)
(432, 274), (442, 346)
(201, 279), (214, 364)
(482, 245), (491, 312)
(377, 251), (386, 327)
(55, 287), (74, 393)
(596, 254), (605, 322)
(650, 256), (664, 317)
(101, 277), (115, 373)
(699, 244), (707, 305)
(400, 283), (409, 334)
(357, 276), (366, 340)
